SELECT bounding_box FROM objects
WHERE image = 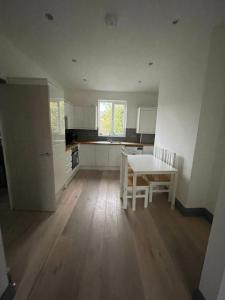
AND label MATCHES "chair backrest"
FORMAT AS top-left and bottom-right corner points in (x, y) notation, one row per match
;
(120, 148), (128, 188)
(163, 149), (176, 167)
(154, 145), (176, 167)
(153, 145), (164, 160)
